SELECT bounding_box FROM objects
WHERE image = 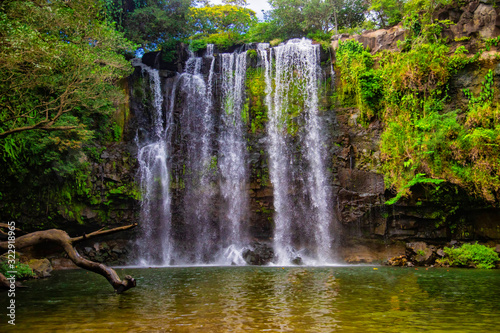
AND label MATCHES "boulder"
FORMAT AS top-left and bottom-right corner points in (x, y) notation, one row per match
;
(406, 242), (434, 265)
(27, 258), (53, 278)
(242, 242), (274, 265)
(291, 257), (304, 265)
